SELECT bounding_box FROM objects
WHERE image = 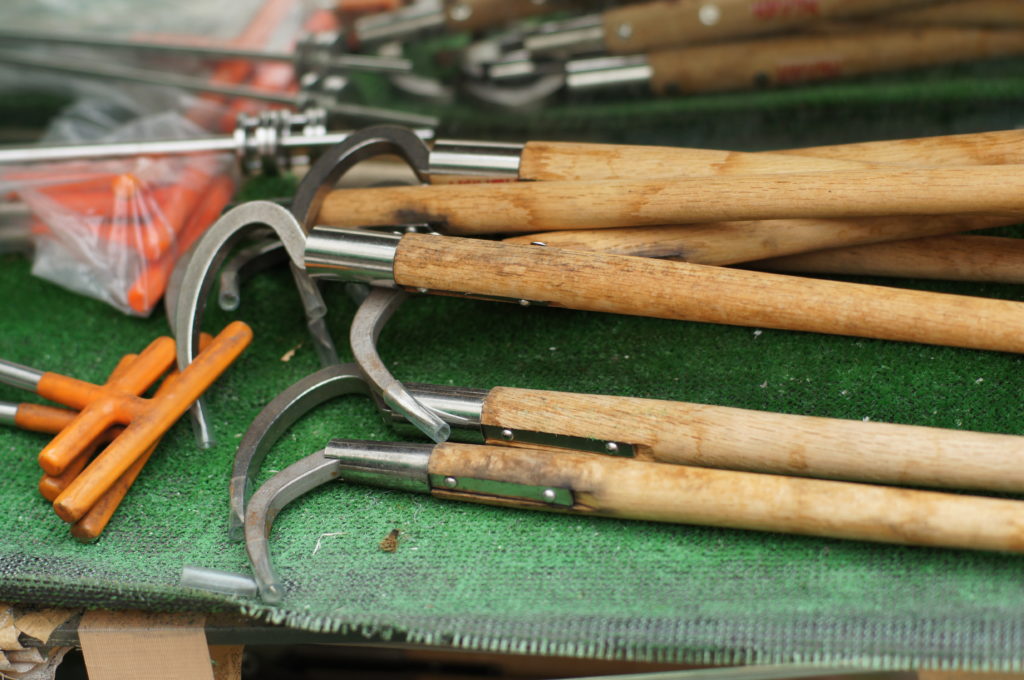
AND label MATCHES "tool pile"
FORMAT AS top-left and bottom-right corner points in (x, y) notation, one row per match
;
(160, 121), (1024, 602)
(0, 324), (251, 541)
(5, 1), (1024, 670)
